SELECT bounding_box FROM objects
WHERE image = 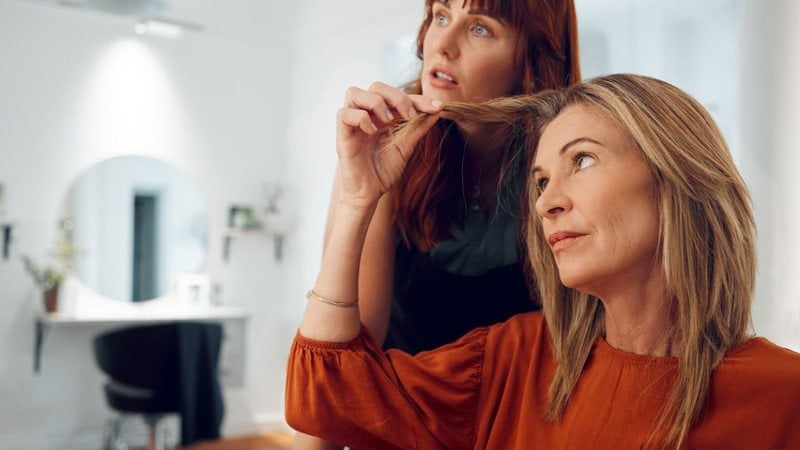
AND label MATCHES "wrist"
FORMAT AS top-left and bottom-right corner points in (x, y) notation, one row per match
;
(335, 194), (379, 218)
